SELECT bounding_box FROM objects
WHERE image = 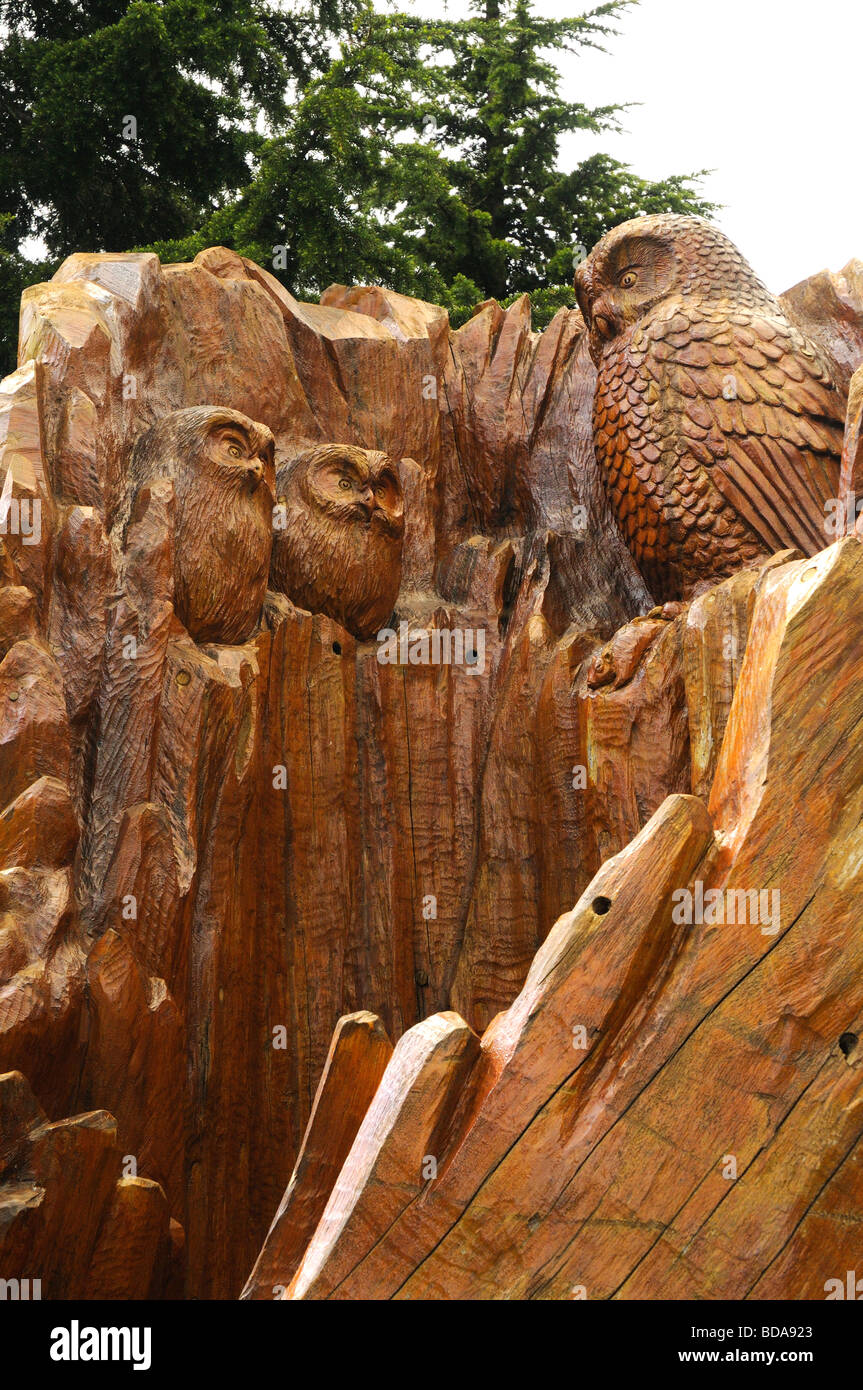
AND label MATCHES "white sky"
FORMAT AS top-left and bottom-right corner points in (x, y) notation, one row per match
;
(408, 0), (863, 294)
